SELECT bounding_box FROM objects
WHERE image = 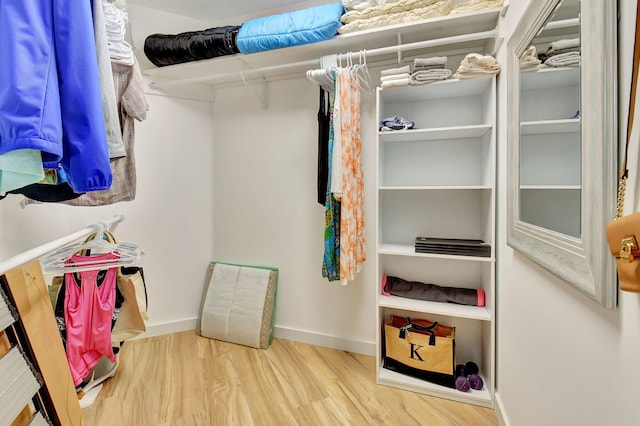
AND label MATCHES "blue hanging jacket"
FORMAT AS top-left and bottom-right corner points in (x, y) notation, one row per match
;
(0, 0), (112, 193)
